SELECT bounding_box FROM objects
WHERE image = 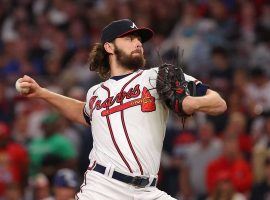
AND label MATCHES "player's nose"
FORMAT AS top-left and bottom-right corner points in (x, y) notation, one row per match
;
(134, 38), (142, 48)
